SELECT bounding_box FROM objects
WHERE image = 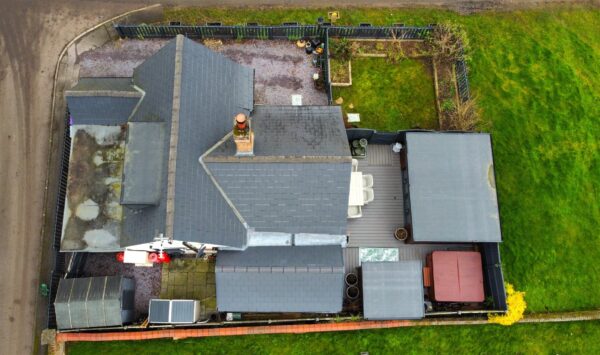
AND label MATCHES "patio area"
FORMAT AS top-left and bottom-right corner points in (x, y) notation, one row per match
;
(160, 257), (217, 320)
(344, 144), (473, 274)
